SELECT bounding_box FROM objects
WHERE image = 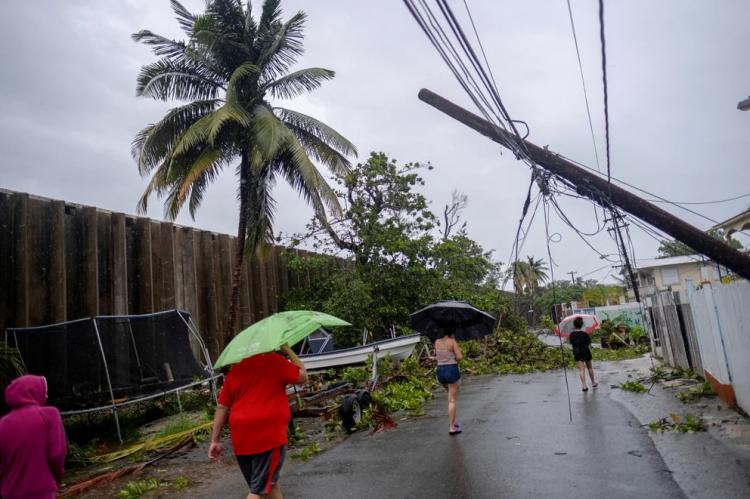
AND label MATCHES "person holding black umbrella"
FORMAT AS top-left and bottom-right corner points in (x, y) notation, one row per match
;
(412, 301), (496, 434)
(435, 328), (464, 435)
